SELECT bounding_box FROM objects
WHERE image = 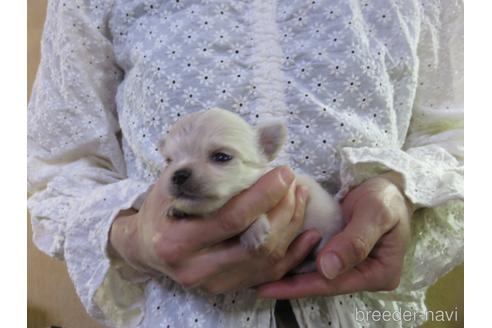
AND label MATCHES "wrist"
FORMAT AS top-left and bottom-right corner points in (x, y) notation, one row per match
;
(378, 171), (405, 191)
(109, 210), (161, 280)
(108, 209), (139, 262)
(377, 171), (416, 216)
